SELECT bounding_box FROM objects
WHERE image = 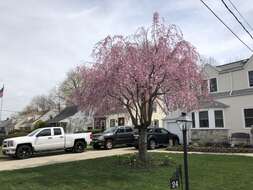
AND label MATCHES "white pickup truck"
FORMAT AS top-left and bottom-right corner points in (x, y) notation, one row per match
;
(2, 127), (92, 159)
